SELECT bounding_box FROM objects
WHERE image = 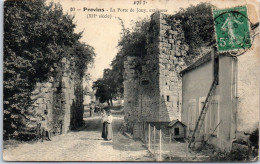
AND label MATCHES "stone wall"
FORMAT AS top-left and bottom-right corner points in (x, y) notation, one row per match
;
(29, 57), (84, 137)
(141, 12), (188, 123)
(124, 10), (259, 150)
(140, 12), (161, 123)
(124, 12), (188, 138)
(156, 12), (187, 122)
(123, 56), (141, 136)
